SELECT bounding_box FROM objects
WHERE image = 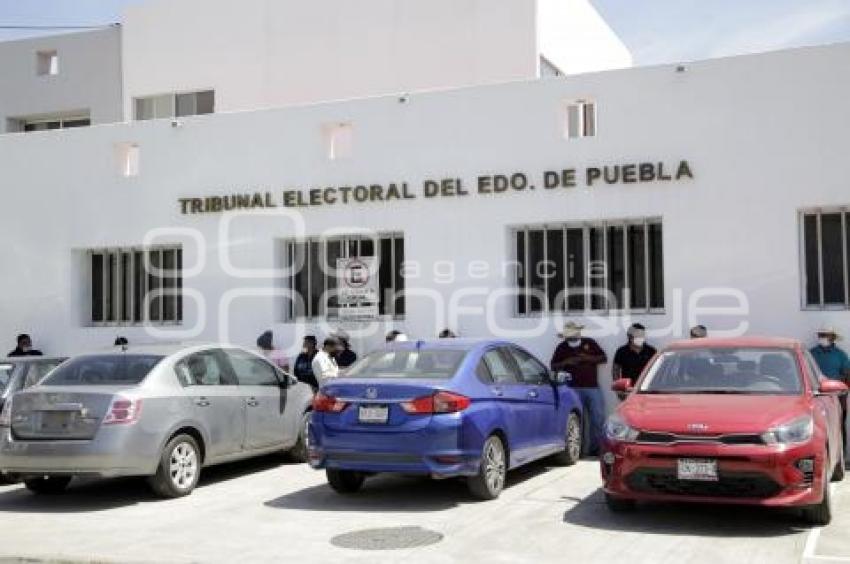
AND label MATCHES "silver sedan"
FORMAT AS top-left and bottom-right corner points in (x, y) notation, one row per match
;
(0, 344), (314, 497)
